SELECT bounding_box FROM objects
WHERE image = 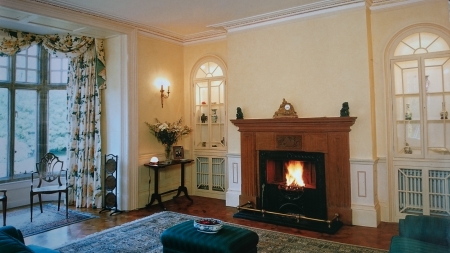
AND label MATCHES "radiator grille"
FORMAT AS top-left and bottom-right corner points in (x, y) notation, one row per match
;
(196, 157), (225, 192)
(398, 168), (450, 216)
(429, 170), (450, 215)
